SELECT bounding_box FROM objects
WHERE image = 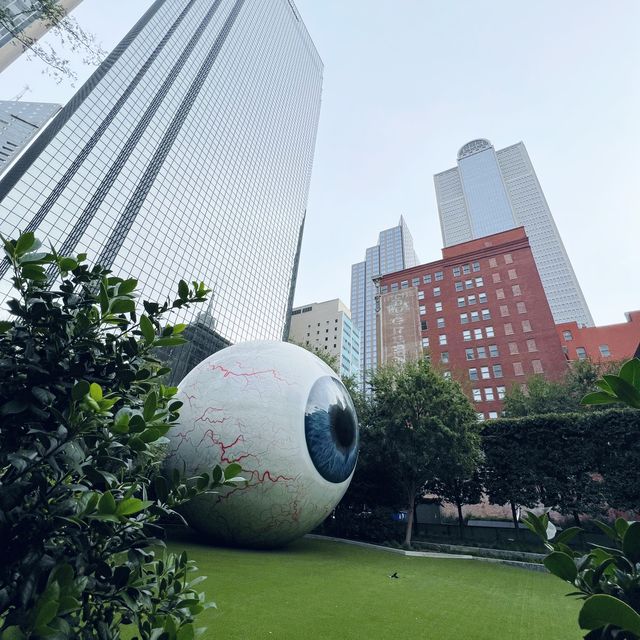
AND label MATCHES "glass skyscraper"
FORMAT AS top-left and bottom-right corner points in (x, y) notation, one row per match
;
(0, 0), (323, 350)
(434, 139), (593, 327)
(350, 216), (419, 388)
